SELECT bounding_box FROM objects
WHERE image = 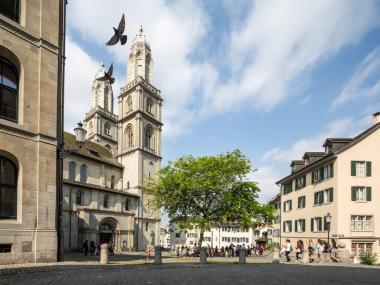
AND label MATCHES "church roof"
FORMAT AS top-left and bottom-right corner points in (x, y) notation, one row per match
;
(64, 132), (123, 168)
